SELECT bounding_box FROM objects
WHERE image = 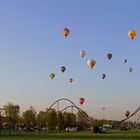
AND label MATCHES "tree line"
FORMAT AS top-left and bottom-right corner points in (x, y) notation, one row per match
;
(0, 102), (120, 133)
